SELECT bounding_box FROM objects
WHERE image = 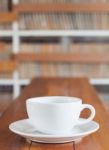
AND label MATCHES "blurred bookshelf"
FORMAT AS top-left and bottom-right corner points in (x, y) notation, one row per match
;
(0, 85), (13, 115)
(1, 0), (109, 101)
